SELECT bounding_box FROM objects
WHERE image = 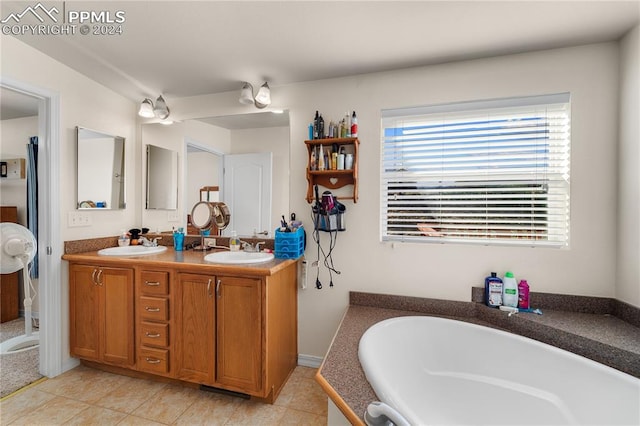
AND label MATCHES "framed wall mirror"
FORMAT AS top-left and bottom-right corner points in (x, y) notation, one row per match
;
(76, 126), (125, 209)
(146, 144), (178, 210)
